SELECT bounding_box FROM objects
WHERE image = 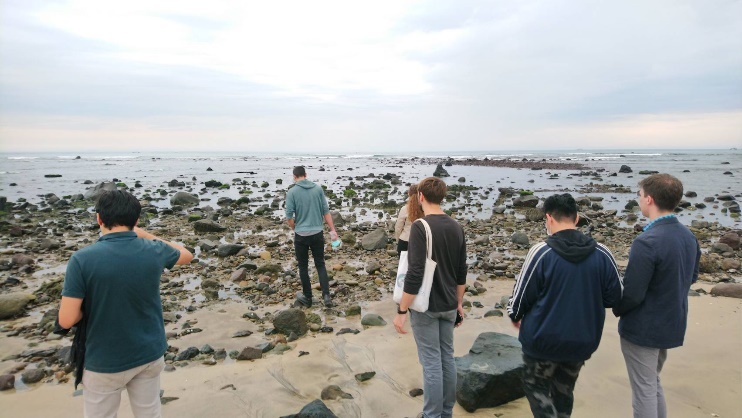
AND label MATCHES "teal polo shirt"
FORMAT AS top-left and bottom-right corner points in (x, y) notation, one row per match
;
(62, 231), (180, 373)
